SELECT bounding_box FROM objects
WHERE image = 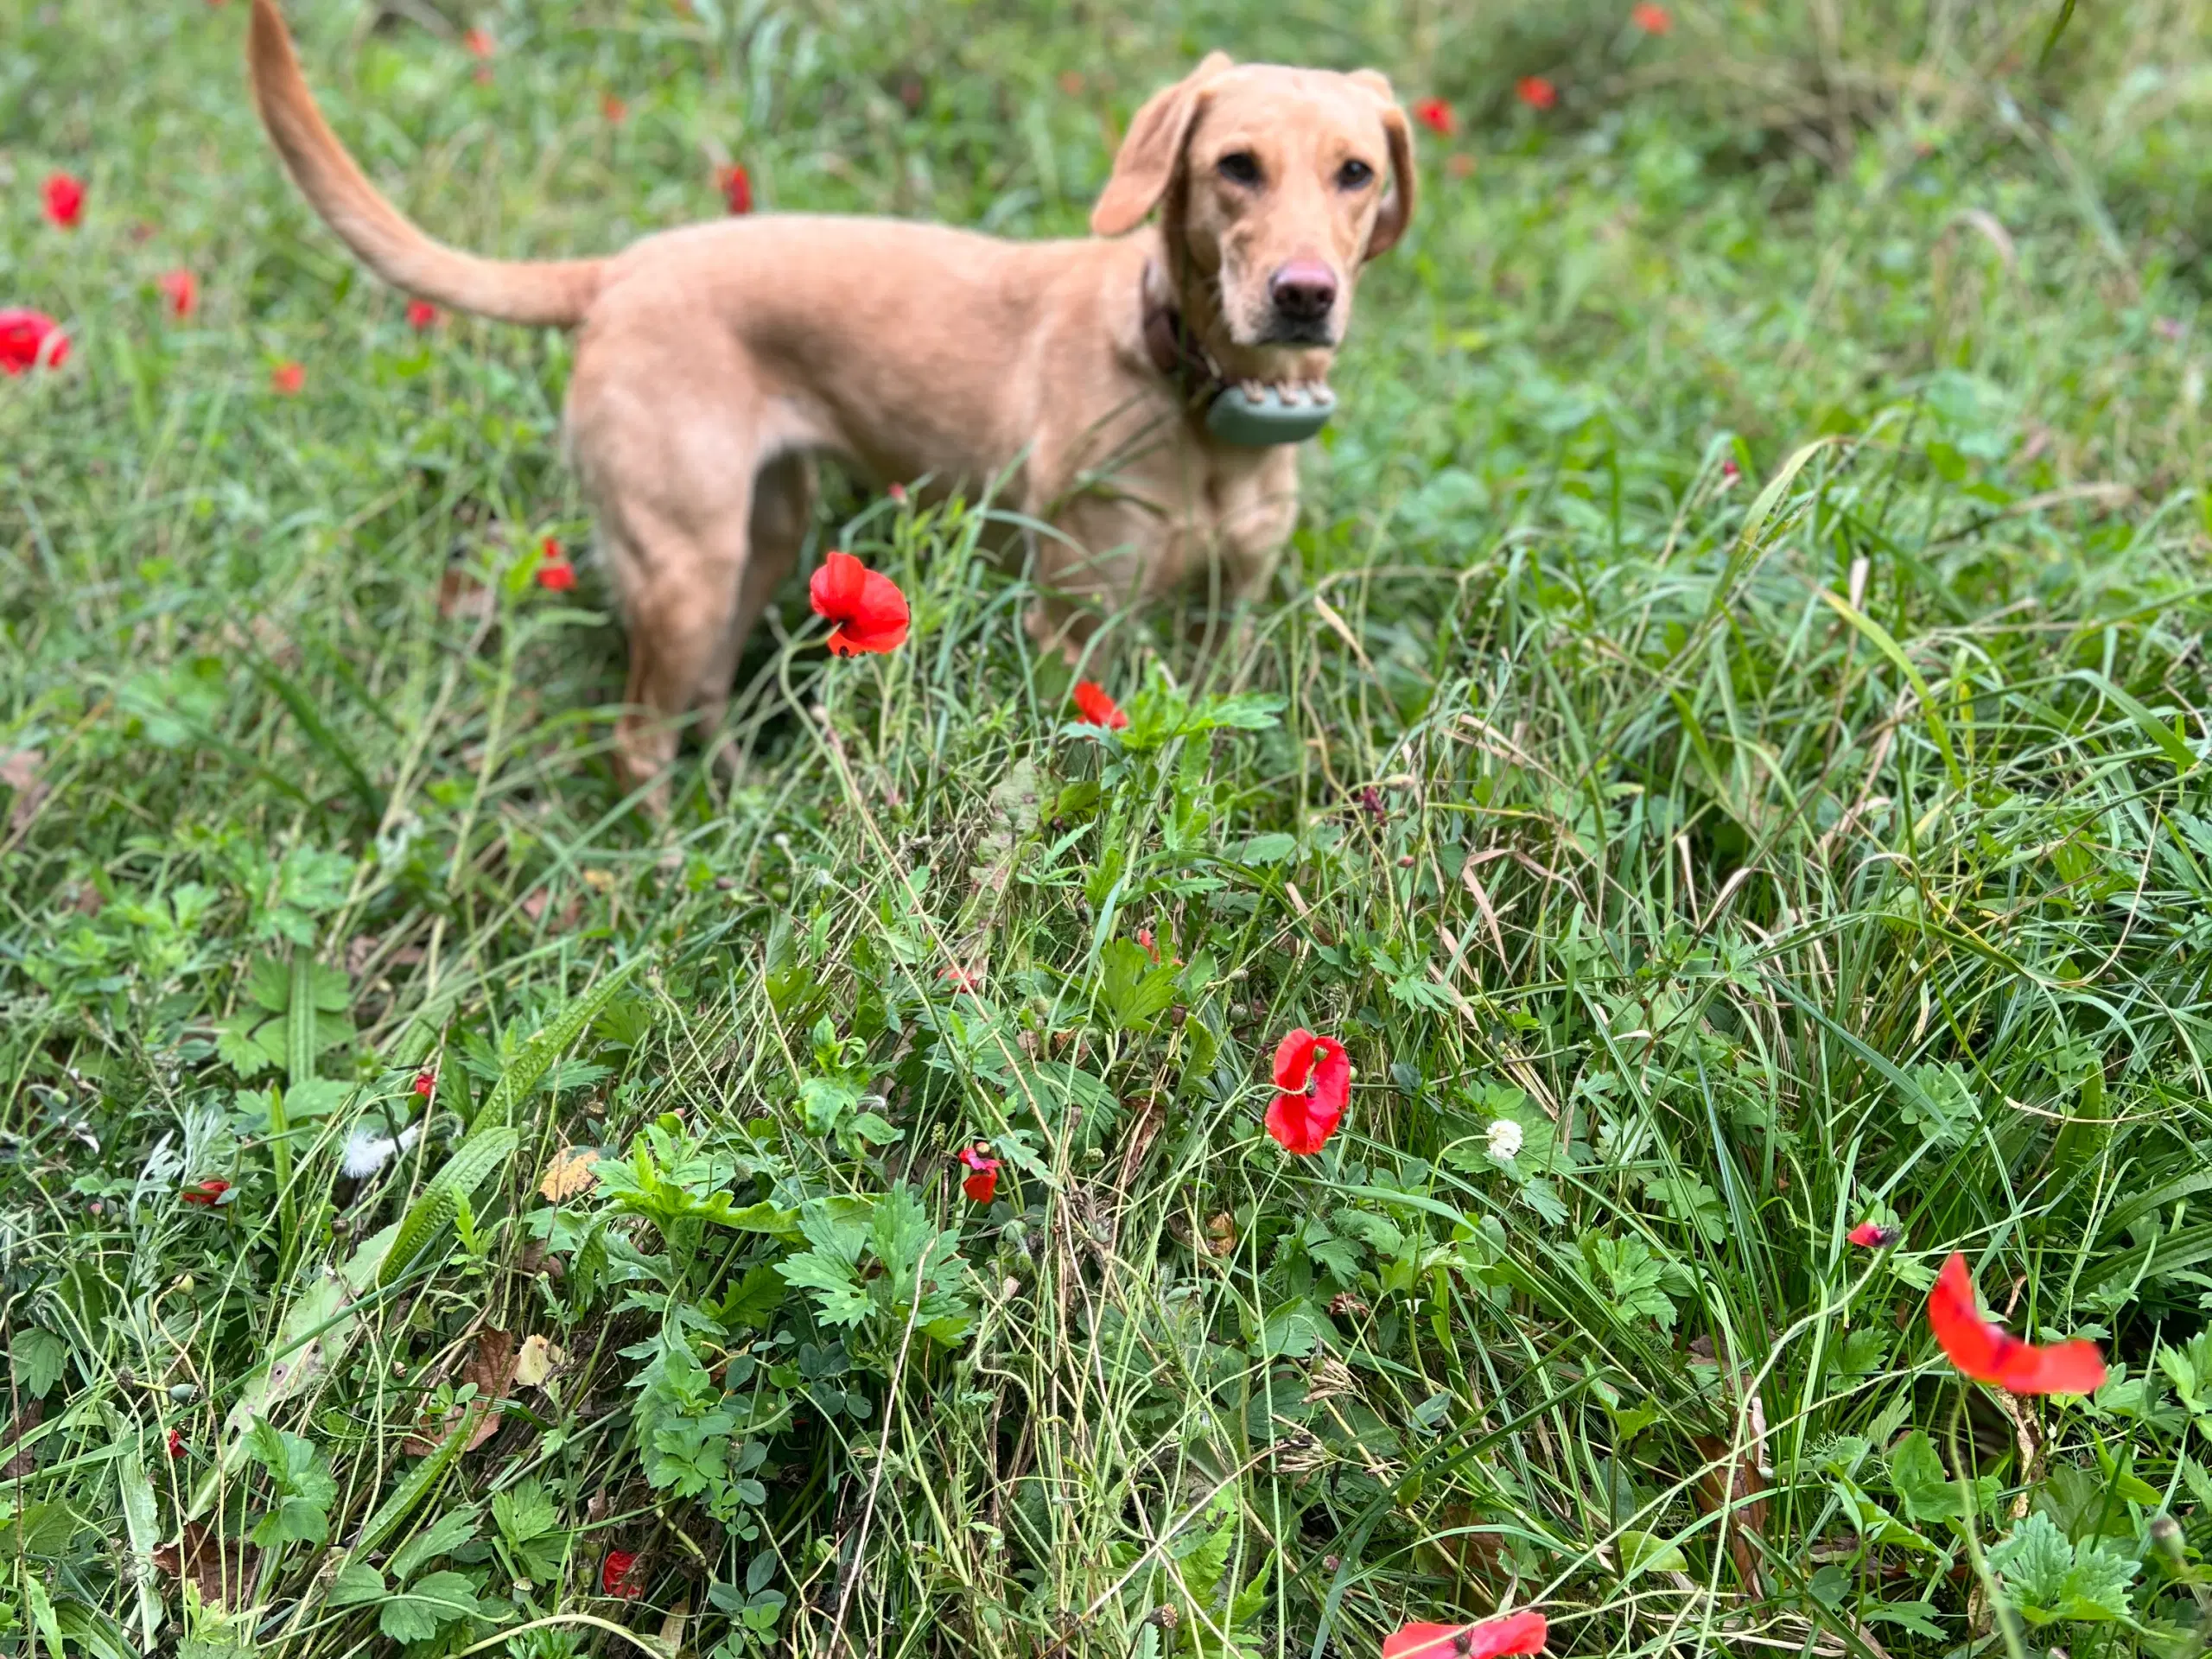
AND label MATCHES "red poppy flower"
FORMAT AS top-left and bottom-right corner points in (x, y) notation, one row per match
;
(720, 163), (753, 216)
(1719, 455), (1741, 485)
(158, 269), (198, 321)
(601, 1548), (642, 1599)
(1630, 2), (1672, 31)
(1265, 1028), (1350, 1155)
(0, 310), (70, 375)
(1072, 681), (1128, 730)
(180, 1179), (231, 1206)
(406, 298), (439, 331)
(1516, 77), (1558, 111)
(1928, 1252), (2106, 1395)
(412, 1069), (436, 1098)
(1412, 98), (1456, 137)
(537, 537), (578, 592)
(463, 26), (493, 57)
(166, 1428), (186, 1459)
(1847, 1220), (1900, 1249)
(940, 964), (980, 994)
(42, 174), (85, 230)
(958, 1143), (1001, 1204)
(271, 360), (305, 395)
(1384, 1613), (1548, 1659)
(601, 92), (628, 124)
(808, 550), (909, 655)
(887, 481), (909, 505)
